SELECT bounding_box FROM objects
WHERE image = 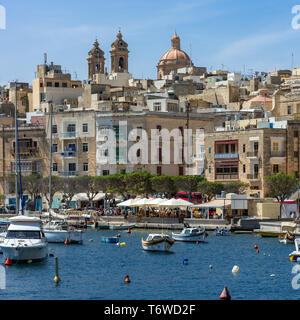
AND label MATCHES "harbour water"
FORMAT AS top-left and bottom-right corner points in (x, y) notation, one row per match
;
(0, 229), (300, 300)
